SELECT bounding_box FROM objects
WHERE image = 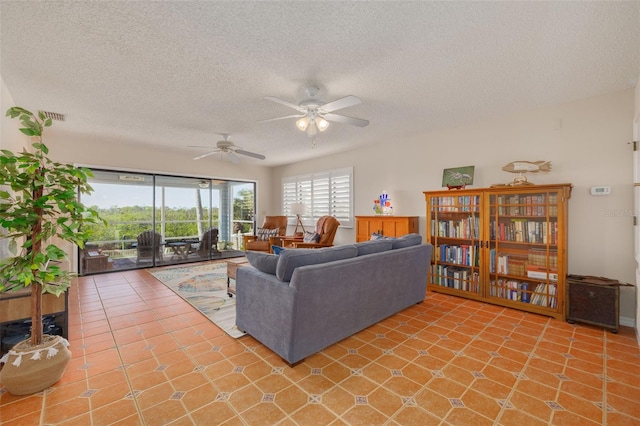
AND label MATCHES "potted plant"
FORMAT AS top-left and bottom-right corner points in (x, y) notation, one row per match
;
(0, 107), (104, 395)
